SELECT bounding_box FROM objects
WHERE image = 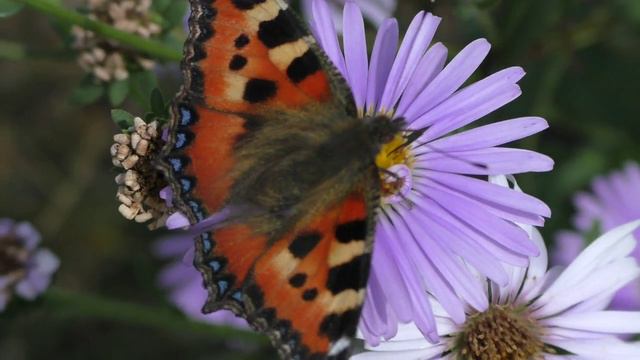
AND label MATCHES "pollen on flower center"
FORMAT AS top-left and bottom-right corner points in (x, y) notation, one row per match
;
(0, 235), (27, 276)
(375, 134), (414, 203)
(455, 304), (545, 360)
